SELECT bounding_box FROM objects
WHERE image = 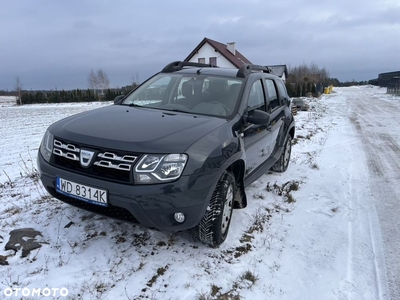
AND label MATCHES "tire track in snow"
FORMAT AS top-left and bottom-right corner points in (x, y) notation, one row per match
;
(323, 90), (390, 300)
(345, 87), (398, 300)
